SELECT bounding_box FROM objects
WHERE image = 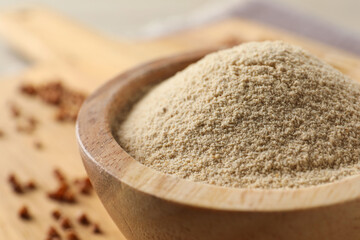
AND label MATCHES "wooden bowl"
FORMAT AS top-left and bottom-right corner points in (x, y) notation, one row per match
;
(76, 49), (360, 240)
